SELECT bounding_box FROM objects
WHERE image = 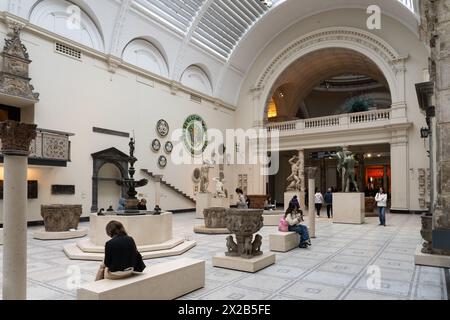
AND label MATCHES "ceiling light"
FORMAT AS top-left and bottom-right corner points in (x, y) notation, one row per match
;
(260, 0), (273, 7)
(377, 154), (381, 157)
(367, 153), (372, 158)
